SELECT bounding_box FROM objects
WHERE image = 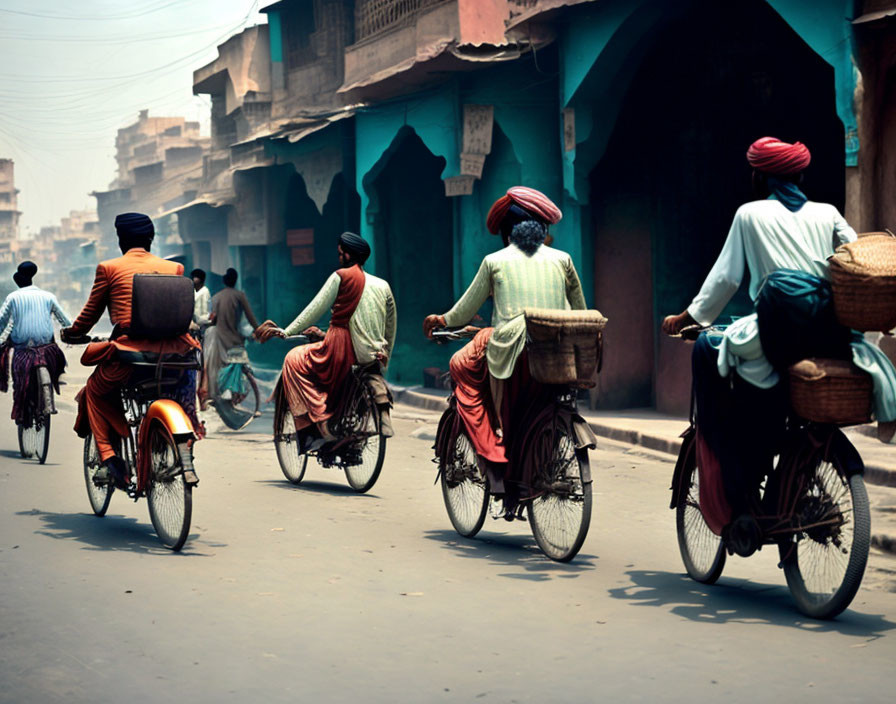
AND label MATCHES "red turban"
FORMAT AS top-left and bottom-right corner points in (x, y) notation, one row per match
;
(486, 186), (562, 235)
(746, 137), (811, 176)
